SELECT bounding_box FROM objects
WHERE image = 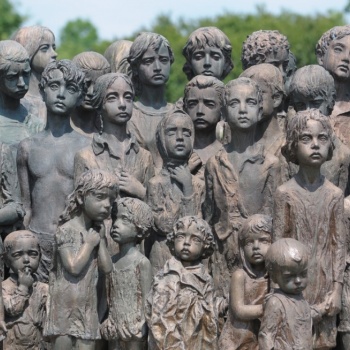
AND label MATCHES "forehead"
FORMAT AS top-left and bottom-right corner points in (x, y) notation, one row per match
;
(106, 78), (132, 94)
(39, 30), (55, 44)
(47, 69), (64, 81)
(293, 92), (325, 101)
(143, 42), (169, 57)
(301, 119), (327, 133)
(265, 47), (289, 63)
(329, 35), (350, 48)
(166, 116), (192, 128)
(227, 83), (258, 98)
(280, 259), (307, 273)
(116, 205), (131, 216)
(6, 60), (30, 73)
(9, 236), (39, 251)
(243, 230), (271, 240)
(187, 86), (218, 100)
(176, 223), (204, 236)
